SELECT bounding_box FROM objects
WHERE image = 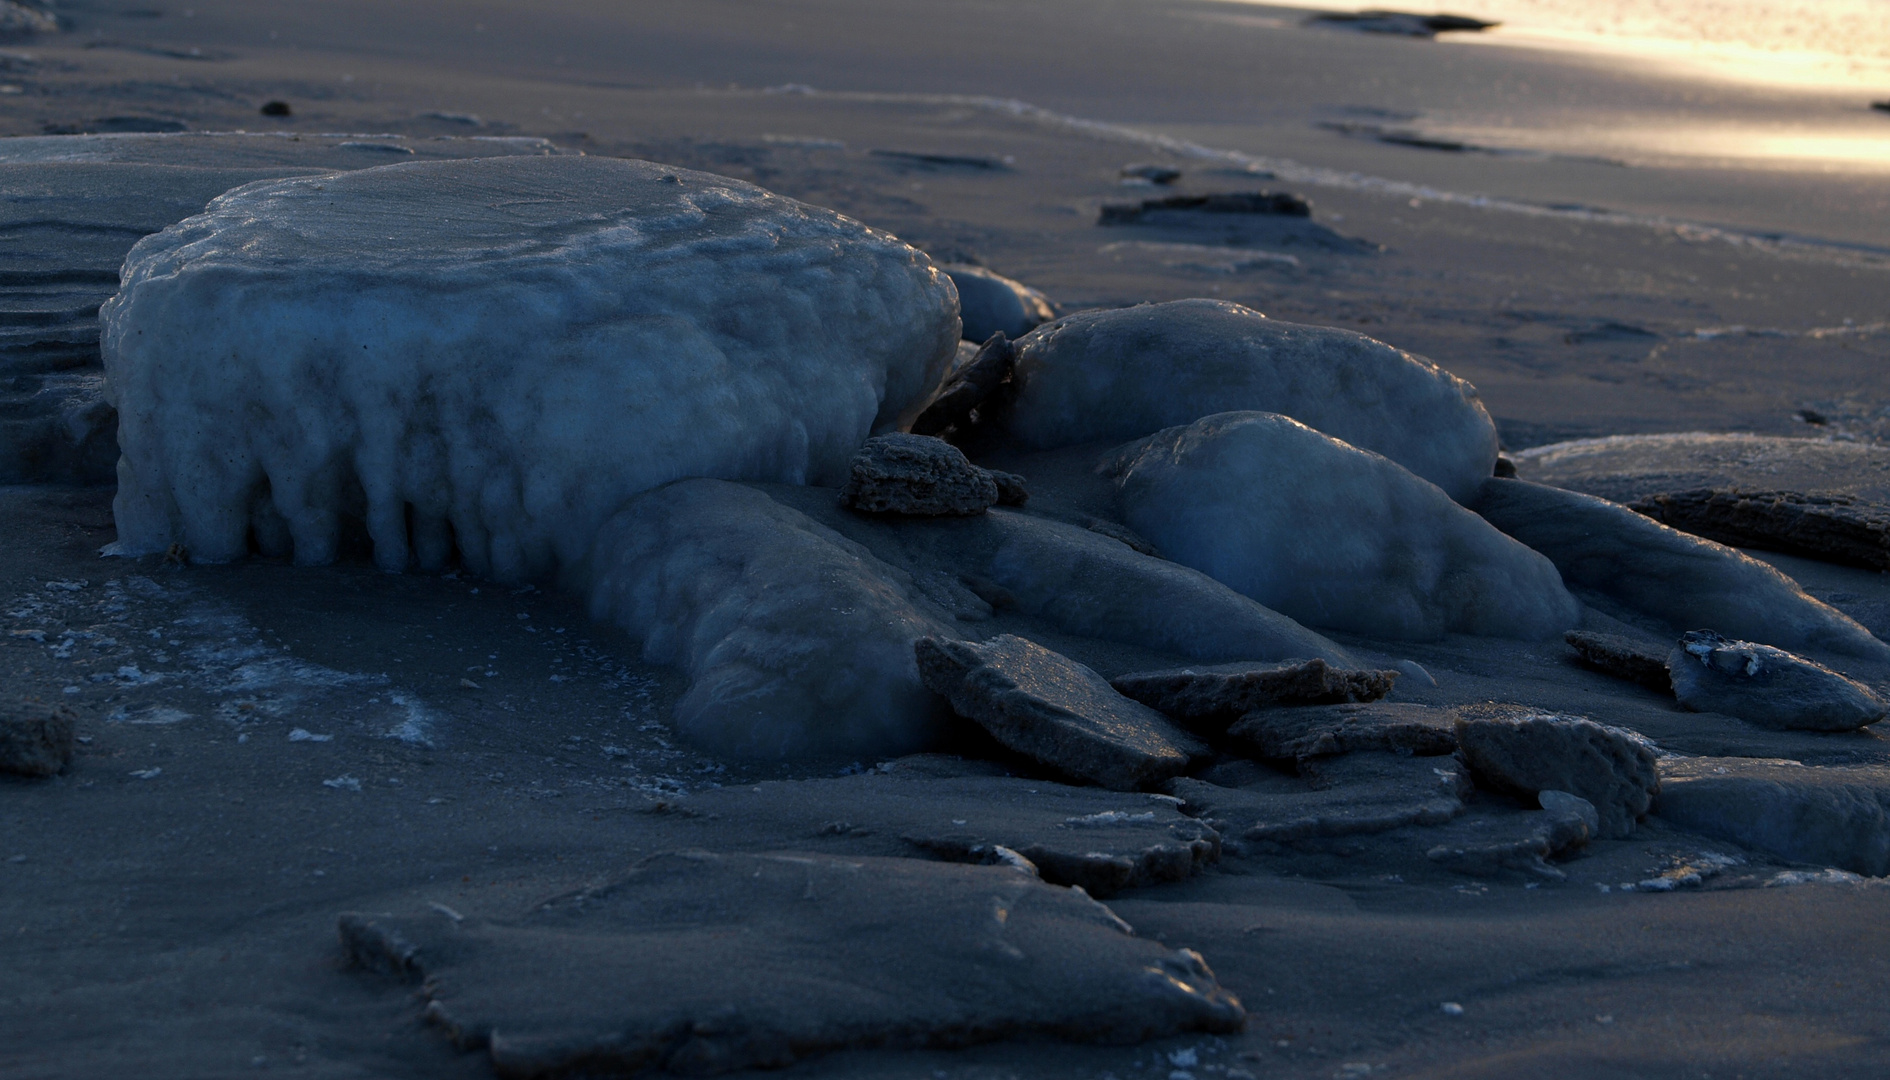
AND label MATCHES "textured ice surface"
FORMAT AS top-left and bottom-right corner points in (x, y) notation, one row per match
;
(588, 478), (1353, 761)
(103, 155), (959, 579)
(0, 132), (567, 484)
(1002, 299), (1498, 502)
(760, 483), (1359, 667)
(586, 479), (955, 760)
(942, 264), (1055, 342)
(1473, 477), (1890, 661)
(1108, 412), (1580, 640)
